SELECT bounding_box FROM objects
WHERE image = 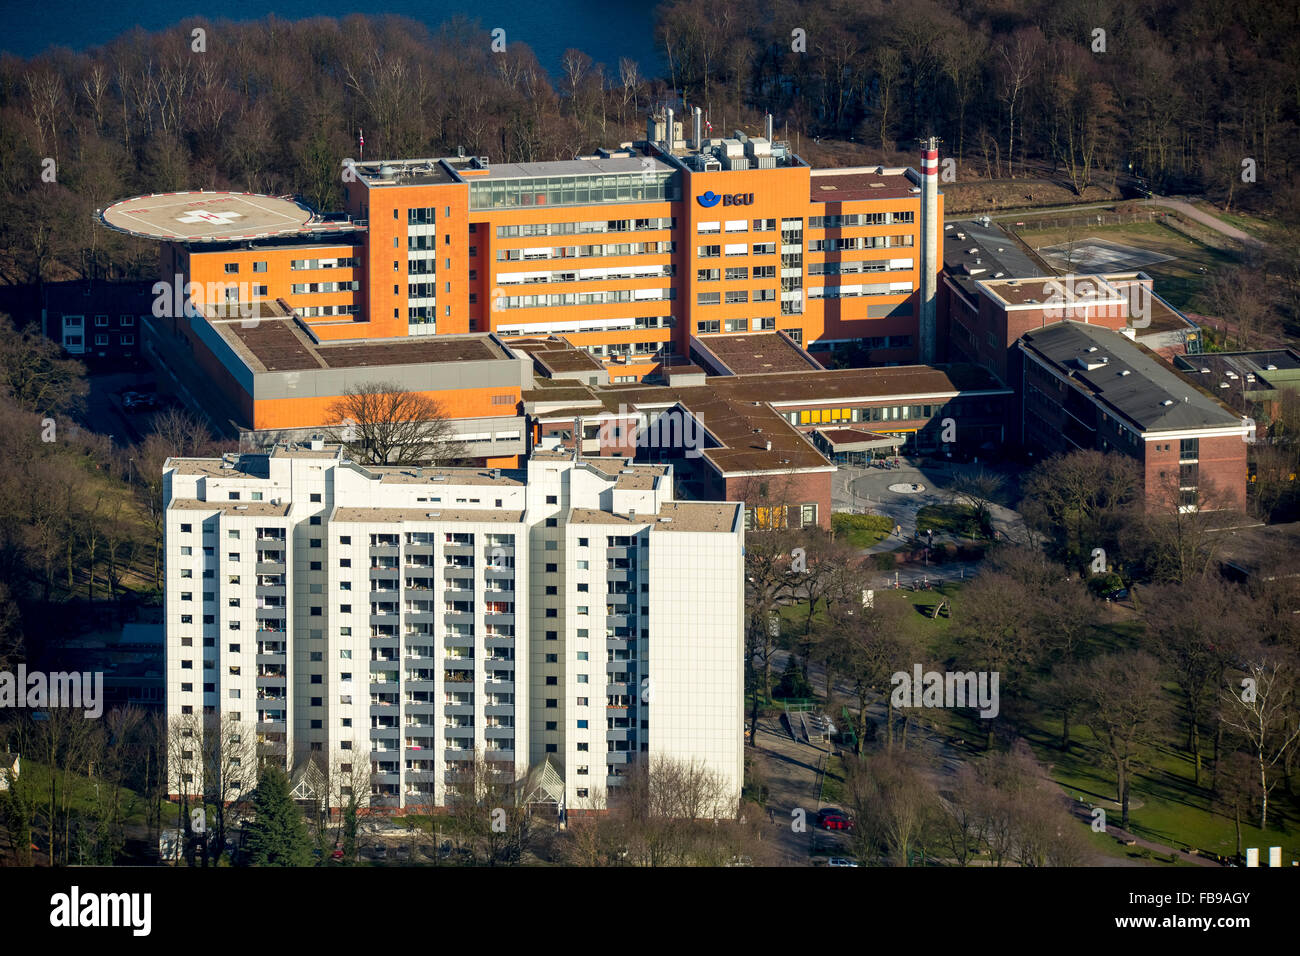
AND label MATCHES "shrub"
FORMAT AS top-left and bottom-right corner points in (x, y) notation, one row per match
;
(832, 513), (894, 535)
(874, 551), (897, 571)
